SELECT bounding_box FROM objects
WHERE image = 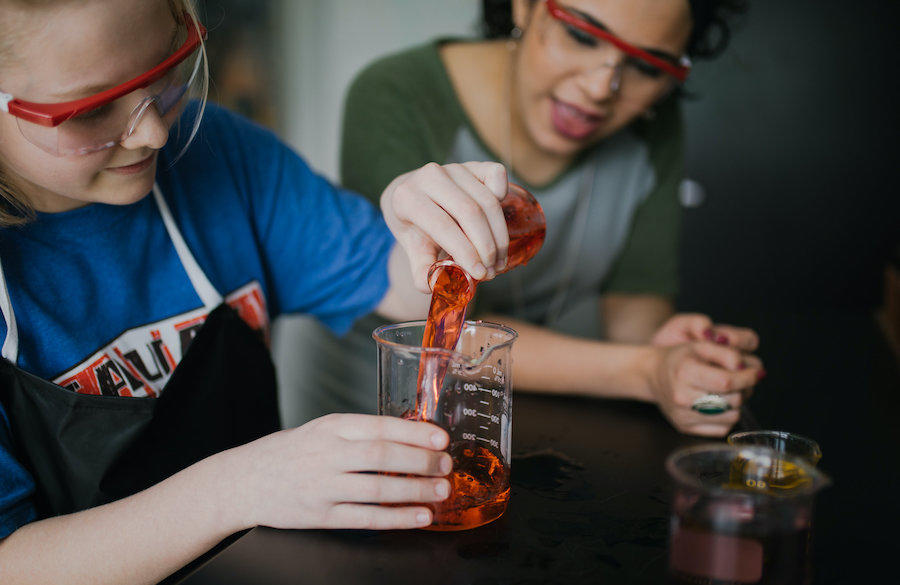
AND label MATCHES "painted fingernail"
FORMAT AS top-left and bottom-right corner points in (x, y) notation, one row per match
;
(435, 481), (450, 498)
(431, 432), (446, 448)
(703, 329), (715, 340)
(416, 512), (430, 524)
(716, 335), (728, 344)
(757, 369), (767, 380)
